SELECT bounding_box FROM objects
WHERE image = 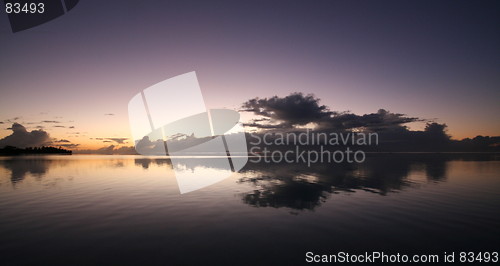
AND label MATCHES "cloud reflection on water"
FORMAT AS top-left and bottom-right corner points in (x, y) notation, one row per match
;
(0, 154), (496, 211)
